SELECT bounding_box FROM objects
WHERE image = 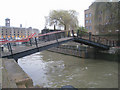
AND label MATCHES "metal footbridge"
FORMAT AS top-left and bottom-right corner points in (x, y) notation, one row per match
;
(0, 30), (117, 62)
